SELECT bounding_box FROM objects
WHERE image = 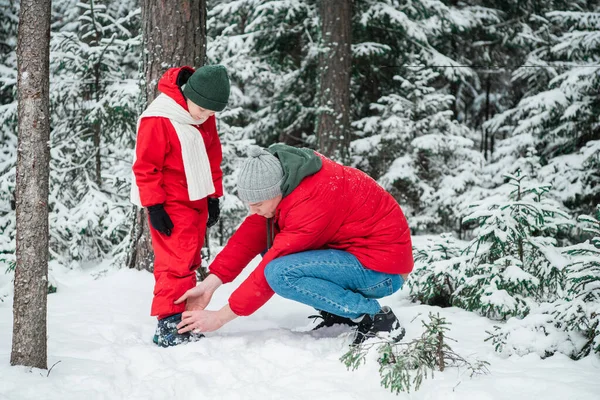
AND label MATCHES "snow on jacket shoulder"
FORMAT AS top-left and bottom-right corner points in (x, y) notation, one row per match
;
(210, 154), (413, 316)
(132, 66), (223, 208)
